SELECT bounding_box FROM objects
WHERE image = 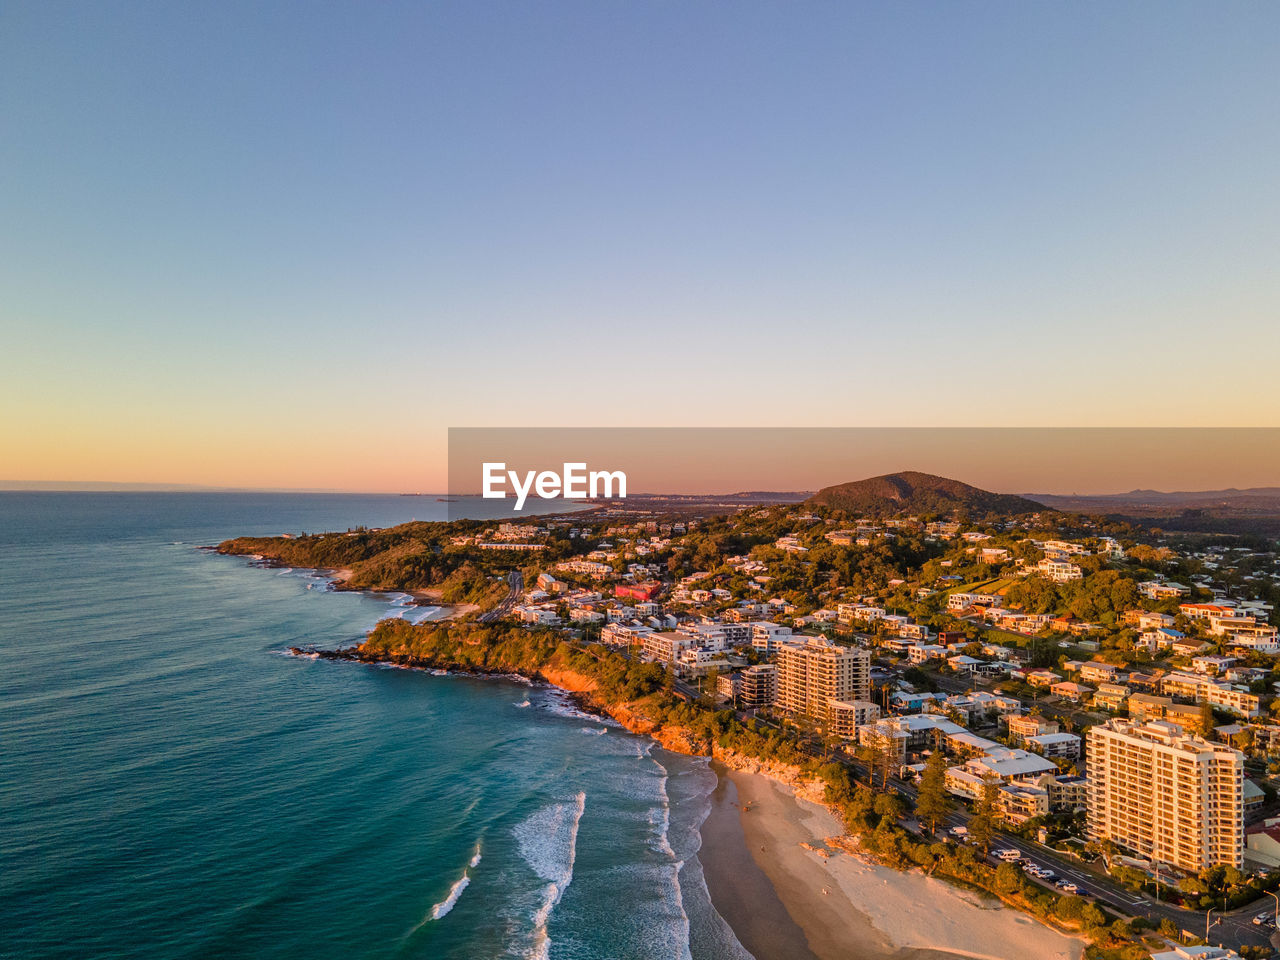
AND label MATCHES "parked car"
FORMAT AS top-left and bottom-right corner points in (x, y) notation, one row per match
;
(1055, 881), (1079, 894)
(996, 849), (1020, 861)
